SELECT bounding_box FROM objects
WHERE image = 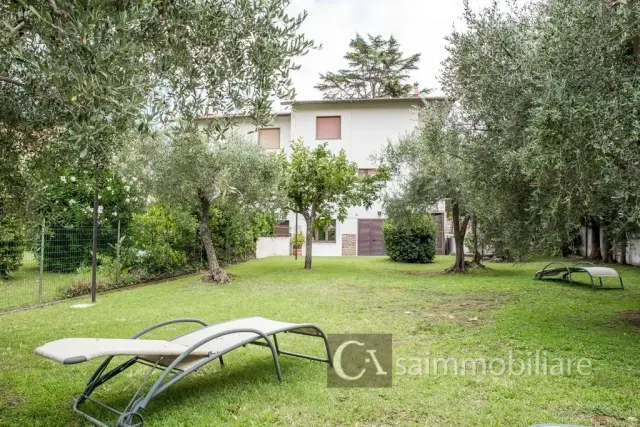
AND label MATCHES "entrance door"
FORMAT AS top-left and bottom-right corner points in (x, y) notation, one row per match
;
(358, 219), (385, 256)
